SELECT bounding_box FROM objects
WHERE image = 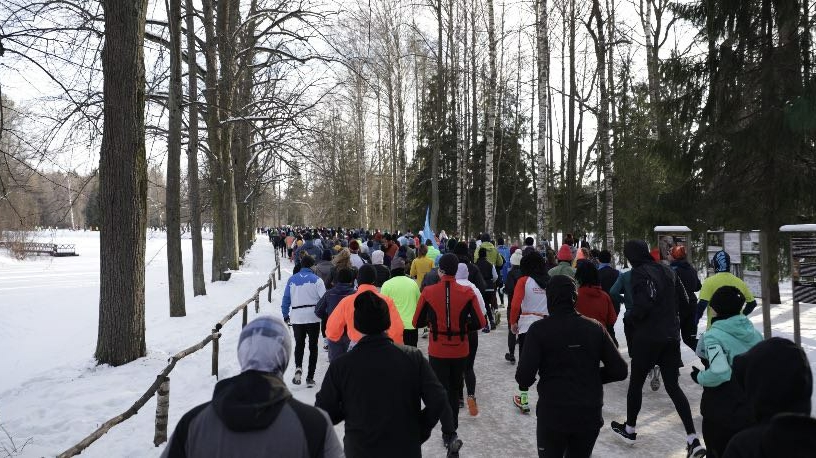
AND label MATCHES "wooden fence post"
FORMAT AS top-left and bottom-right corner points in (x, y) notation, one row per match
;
(267, 278), (272, 303)
(277, 262), (281, 280)
(242, 305), (248, 328)
(211, 326), (221, 379)
(153, 377), (170, 447)
(272, 273), (277, 290)
(255, 293), (260, 313)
